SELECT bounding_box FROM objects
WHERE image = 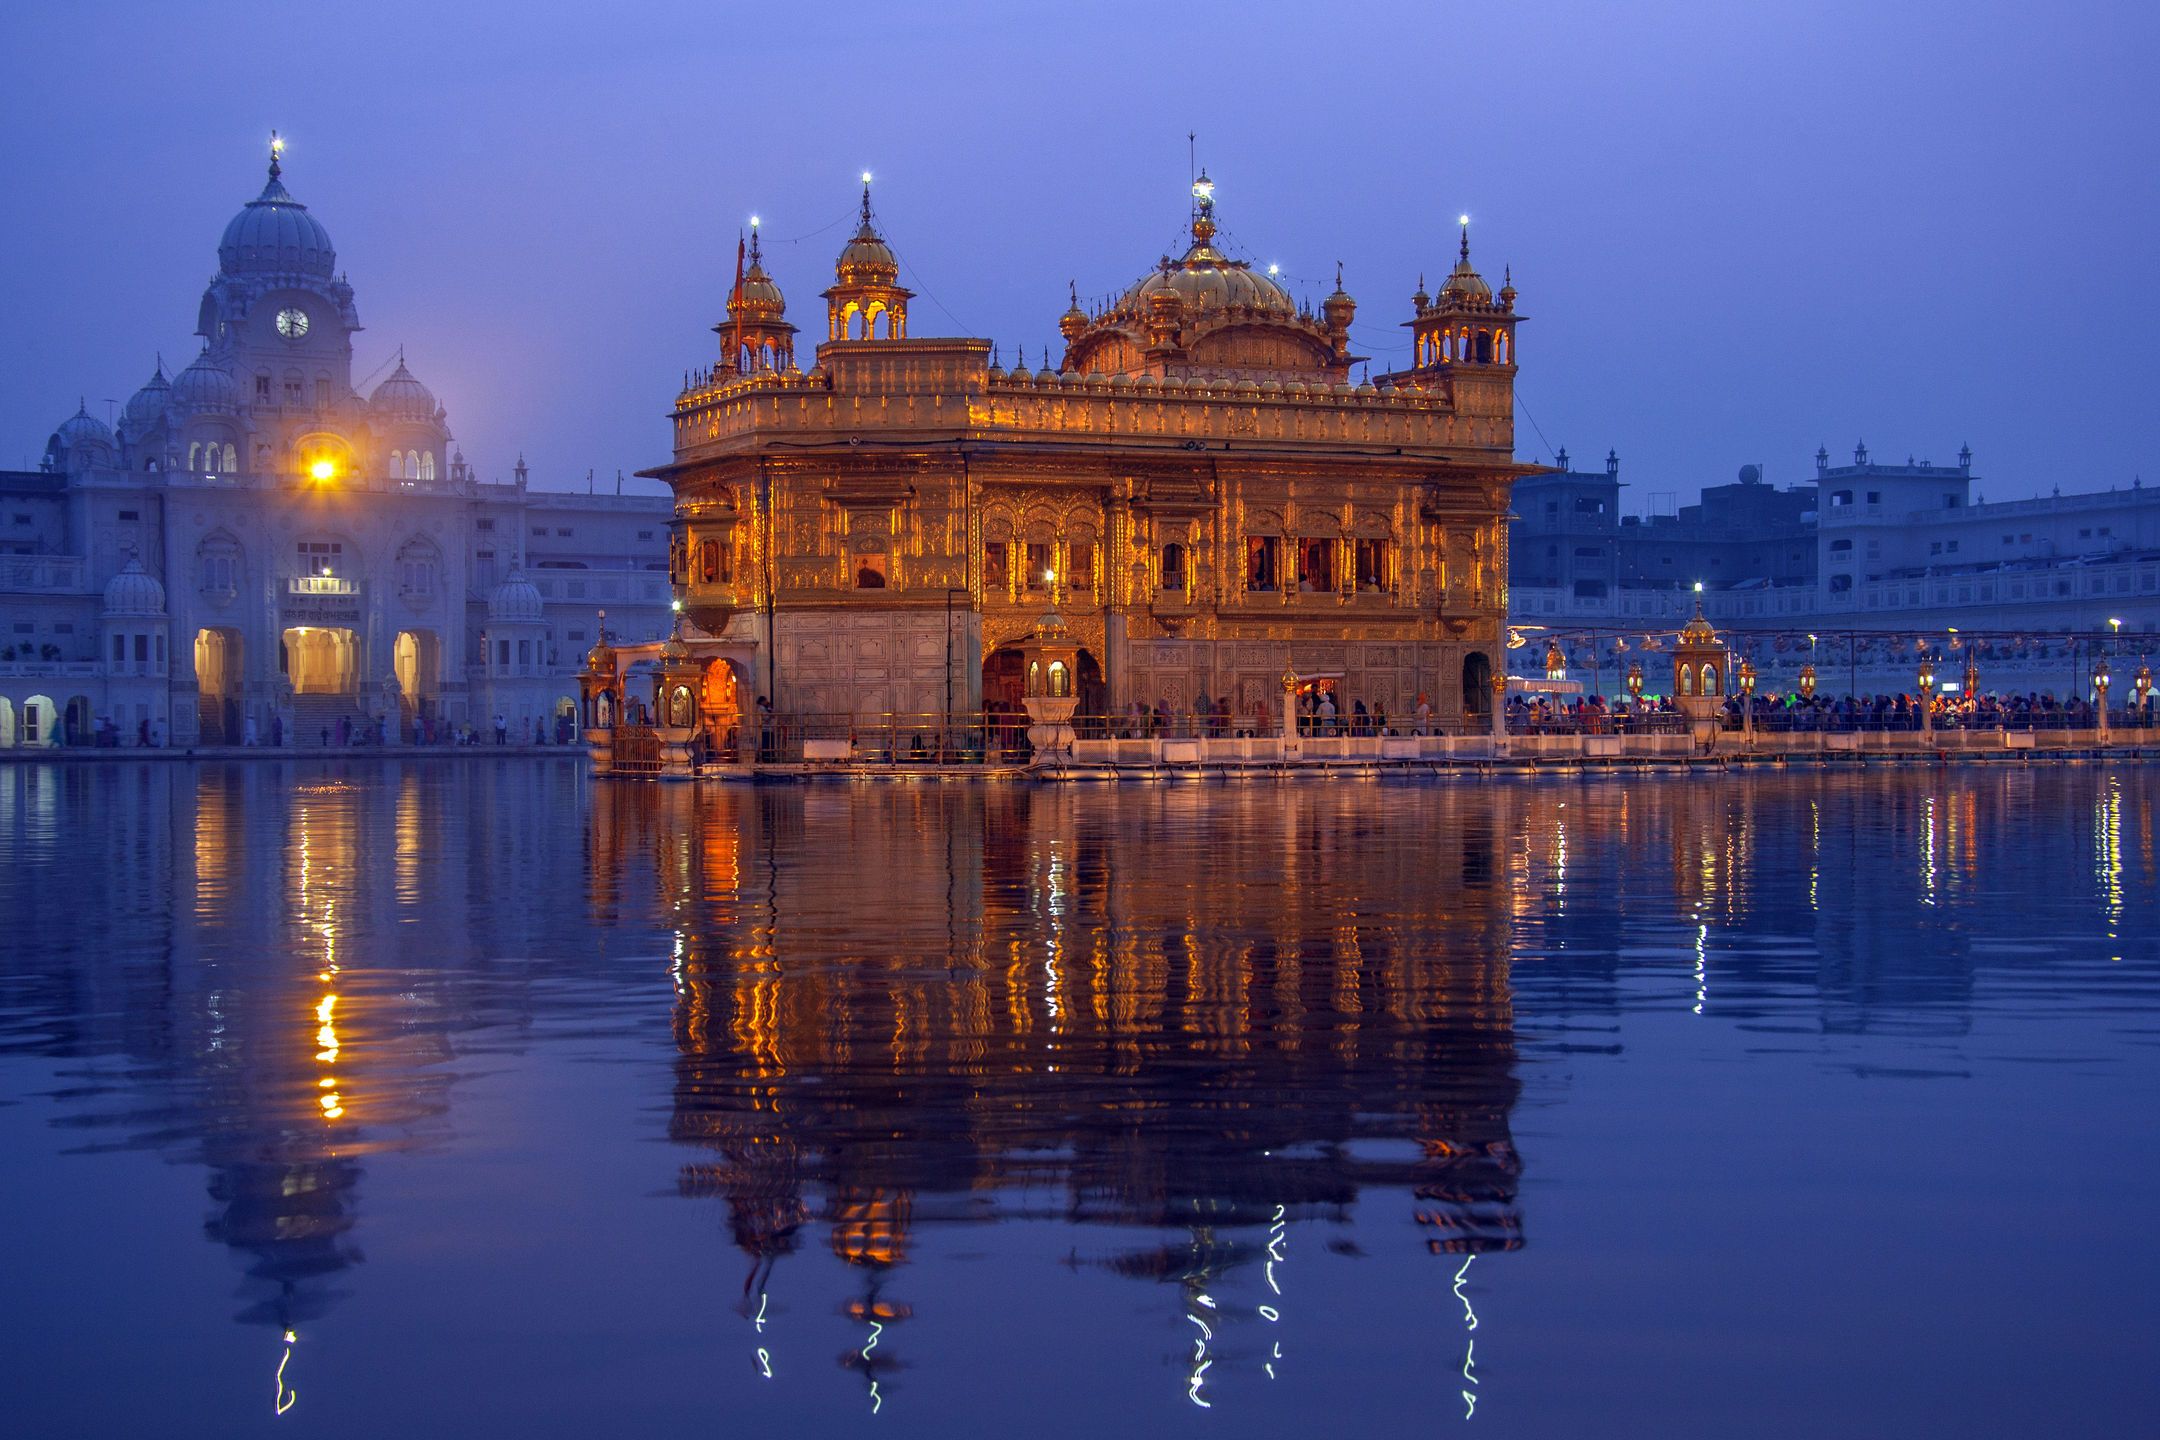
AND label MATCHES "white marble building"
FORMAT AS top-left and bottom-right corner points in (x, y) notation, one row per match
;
(0, 142), (670, 748)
